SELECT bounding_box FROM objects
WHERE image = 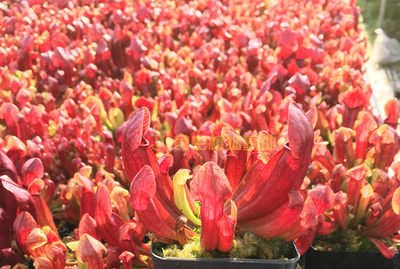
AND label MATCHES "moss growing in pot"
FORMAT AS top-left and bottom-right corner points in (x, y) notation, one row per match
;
(313, 229), (381, 252)
(154, 232), (293, 259)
